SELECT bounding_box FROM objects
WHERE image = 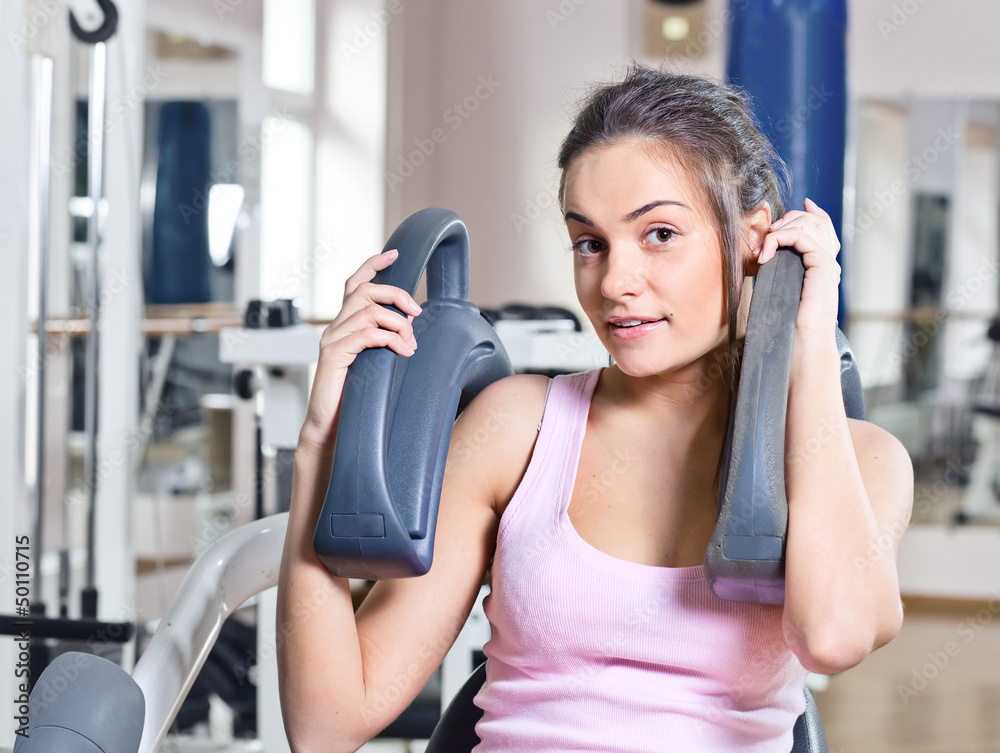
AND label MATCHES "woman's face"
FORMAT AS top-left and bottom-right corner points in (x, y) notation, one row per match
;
(564, 140), (731, 381)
